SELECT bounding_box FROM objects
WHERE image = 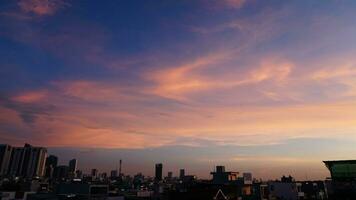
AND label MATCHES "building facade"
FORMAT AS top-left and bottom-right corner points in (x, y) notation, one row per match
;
(0, 144), (12, 176)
